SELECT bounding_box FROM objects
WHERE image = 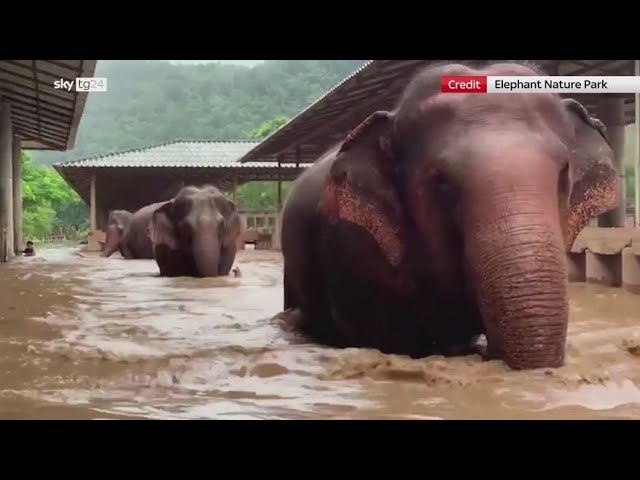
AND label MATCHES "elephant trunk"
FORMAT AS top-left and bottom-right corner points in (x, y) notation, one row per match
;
(101, 225), (121, 258)
(190, 223), (221, 277)
(463, 154), (568, 370)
